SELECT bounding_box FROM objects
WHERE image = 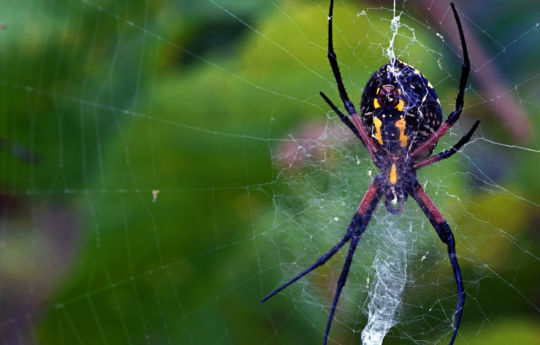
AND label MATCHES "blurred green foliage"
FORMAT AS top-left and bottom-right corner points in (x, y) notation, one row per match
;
(0, 0), (538, 344)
